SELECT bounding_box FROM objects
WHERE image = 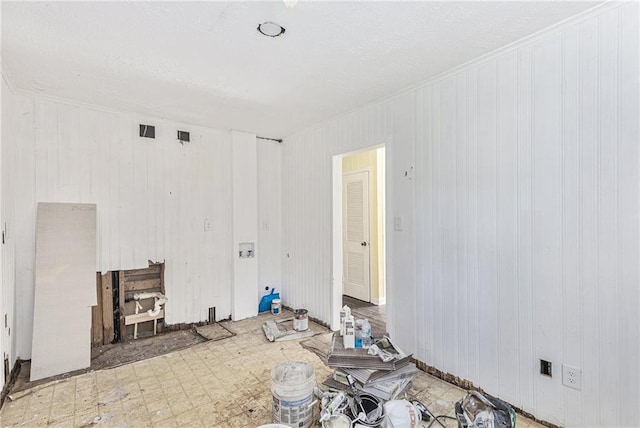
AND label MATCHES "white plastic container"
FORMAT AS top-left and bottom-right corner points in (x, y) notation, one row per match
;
(343, 315), (355, 349)
(339, 305), (351, 336)
(361, 319), (372, 349)
(271, 299), (282, 315)
(271, 361), (316, 428)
